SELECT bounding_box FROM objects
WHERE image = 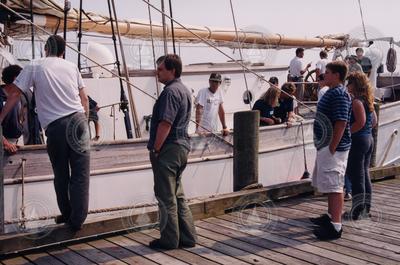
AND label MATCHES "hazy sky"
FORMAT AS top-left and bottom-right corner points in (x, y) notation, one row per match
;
(60, 0), (399, 69)
(66, 0), (399, 38)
